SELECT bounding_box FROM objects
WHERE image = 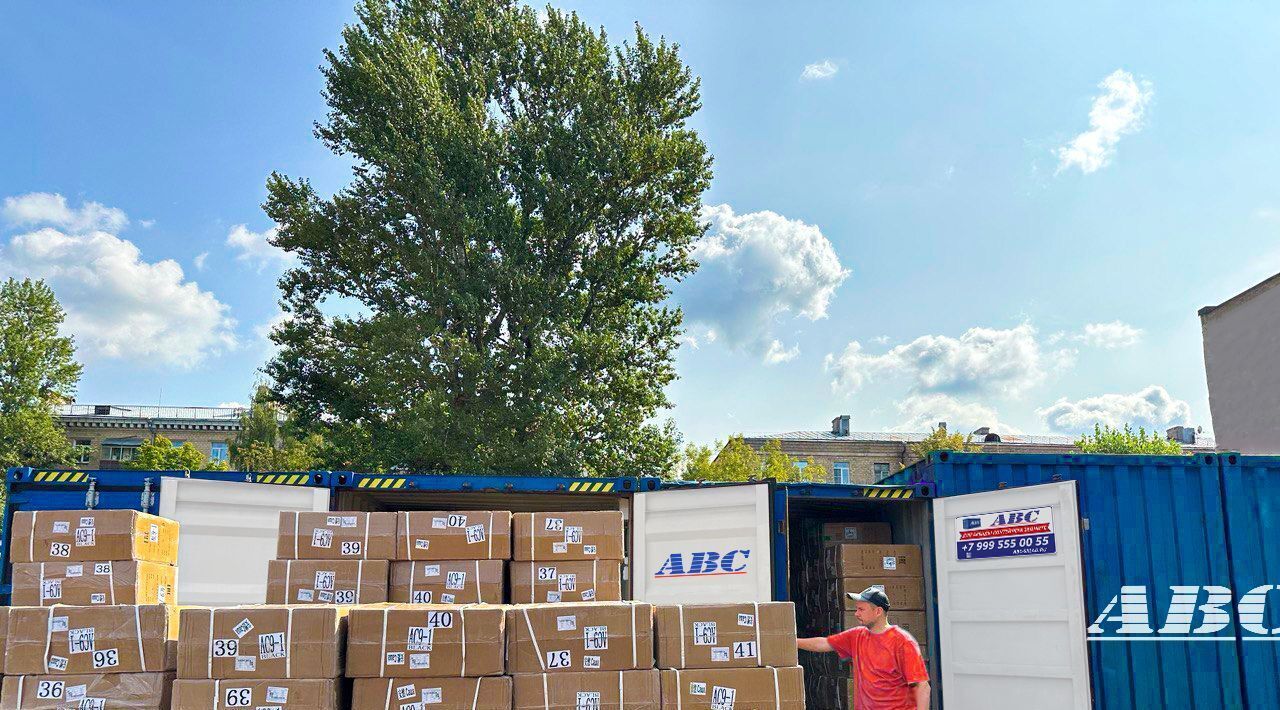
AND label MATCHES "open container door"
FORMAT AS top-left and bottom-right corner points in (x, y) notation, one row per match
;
(159, 477), (330, 606)
(932, 481), (1090, 710)
(631, 482), (773, 603)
